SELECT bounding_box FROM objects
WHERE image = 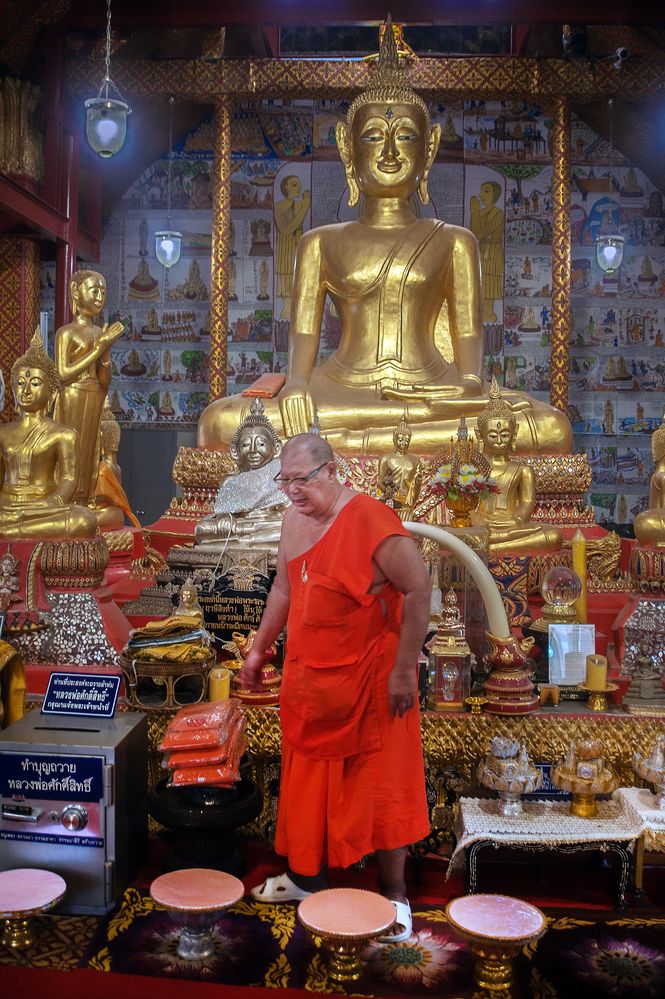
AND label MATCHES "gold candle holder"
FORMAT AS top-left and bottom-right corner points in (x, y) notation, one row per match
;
(580, 682), (618, 712)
